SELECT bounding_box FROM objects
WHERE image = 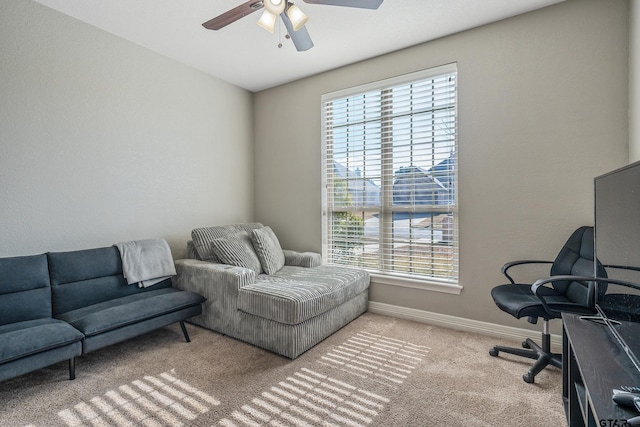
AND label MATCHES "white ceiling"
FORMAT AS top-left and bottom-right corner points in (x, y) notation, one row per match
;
(33, 0), (564, 92)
